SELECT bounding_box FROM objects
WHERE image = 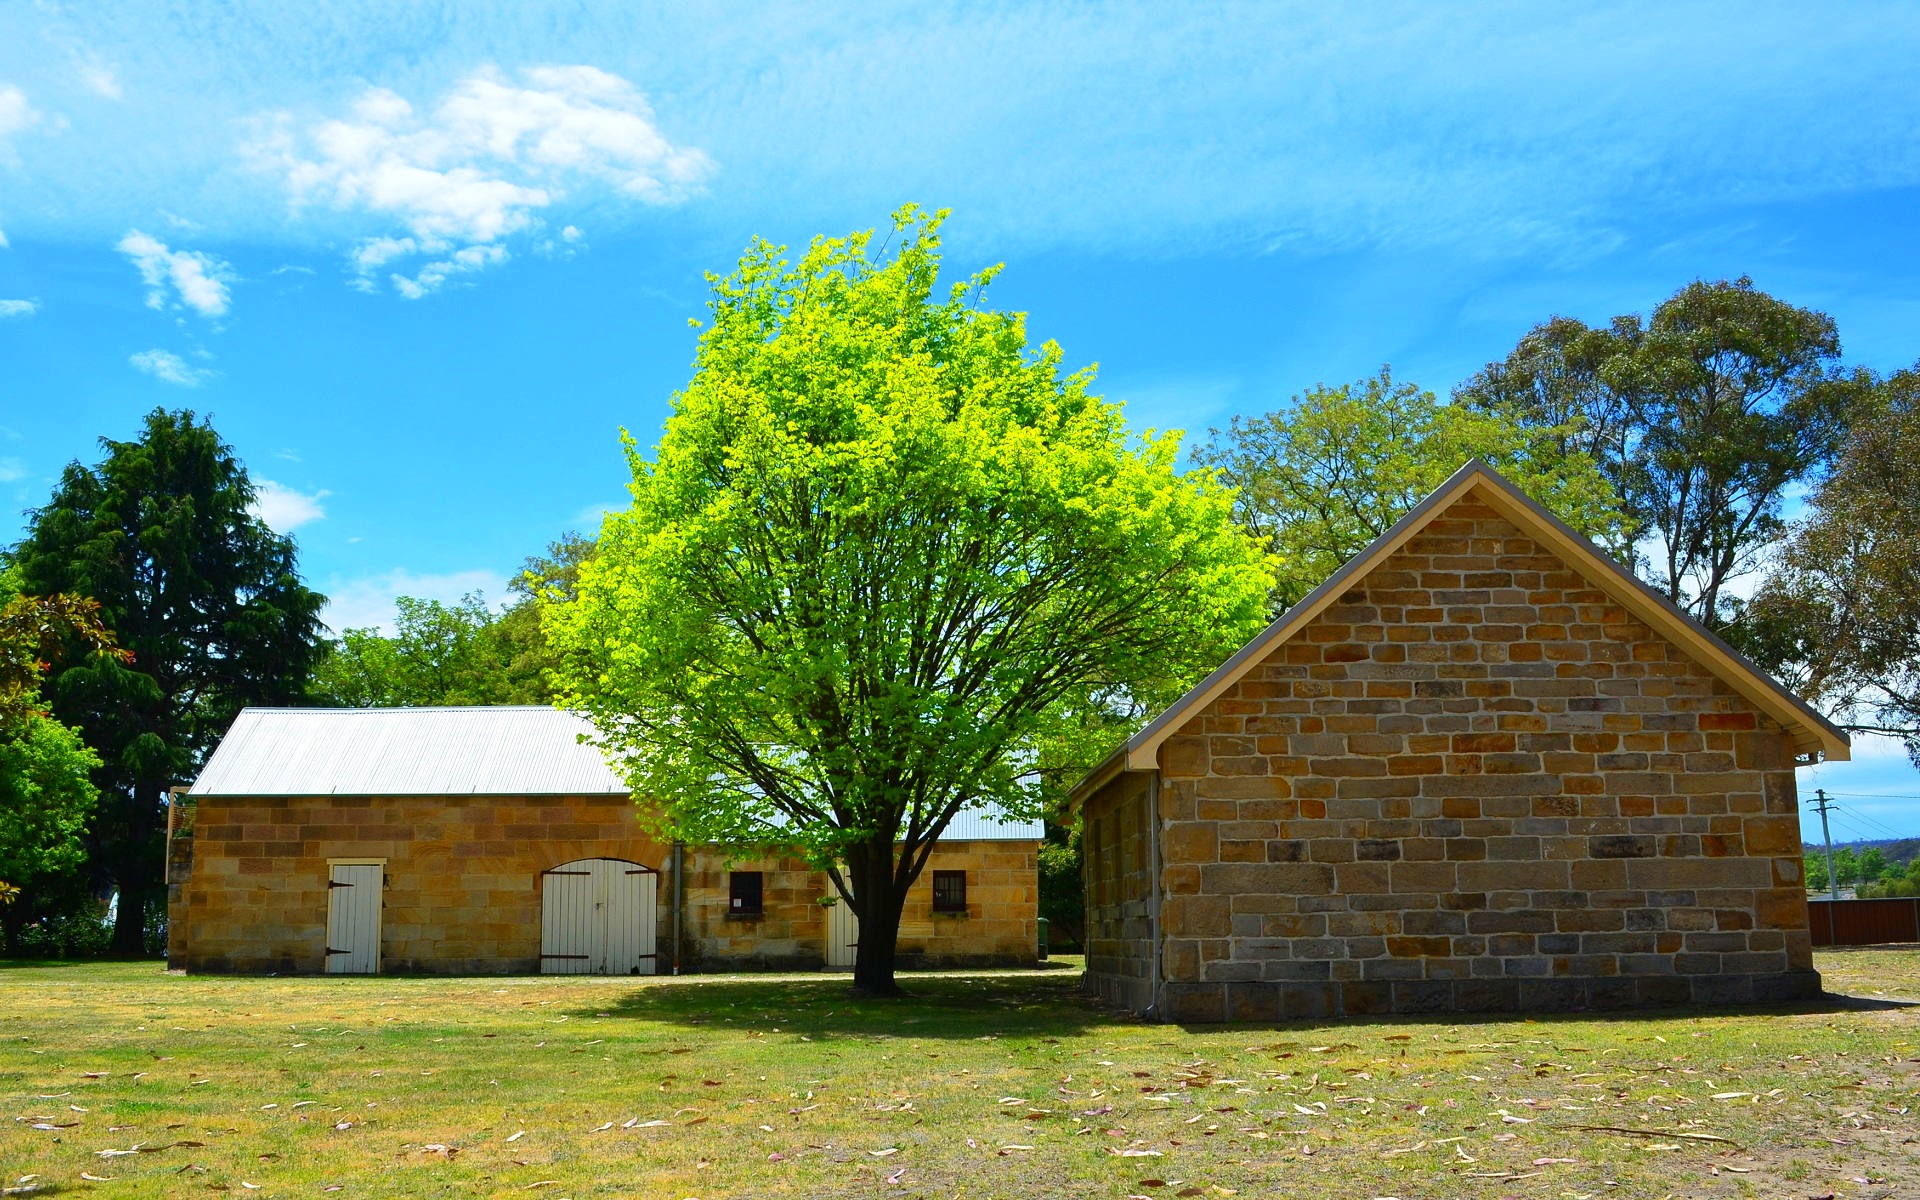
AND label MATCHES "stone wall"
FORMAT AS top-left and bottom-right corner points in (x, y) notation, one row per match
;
(169, 792), (1038, 973)
(1087, 486), (1818, 1020)
(679, 840), (1039, 970)
(1081, 771), (1156, 1012)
